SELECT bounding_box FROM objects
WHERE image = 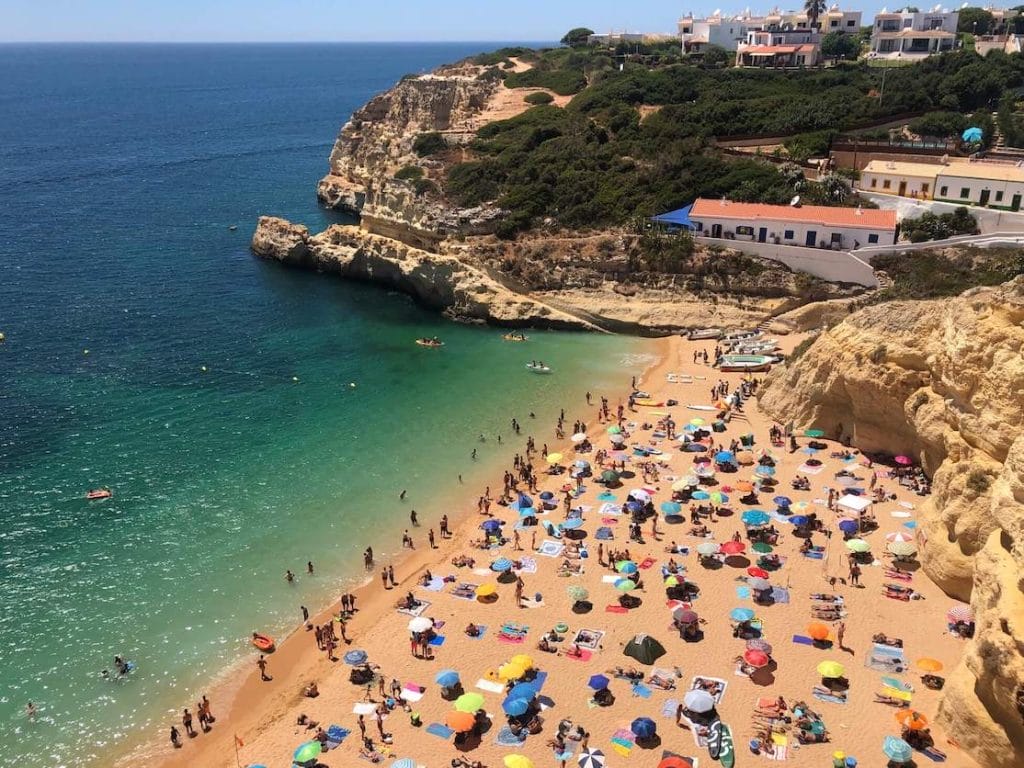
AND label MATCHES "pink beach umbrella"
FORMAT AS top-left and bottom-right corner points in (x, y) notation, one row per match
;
(886, 531), (915, 544)
(947, 605), (973, 623)
(894, 455), (913, 466)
